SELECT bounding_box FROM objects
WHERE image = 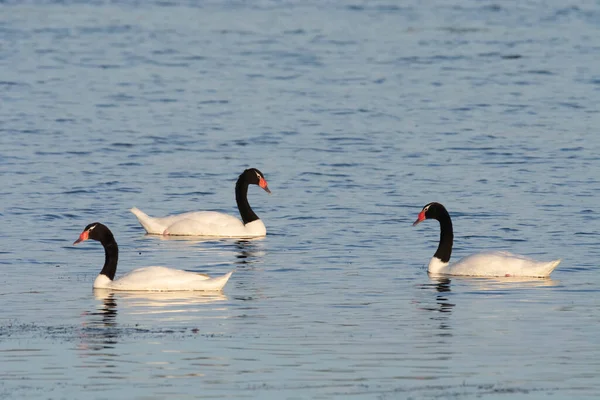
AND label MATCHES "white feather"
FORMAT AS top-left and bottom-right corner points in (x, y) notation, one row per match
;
(93, 267), (233, 291)
(428, 251), (560, 277)
(130, 207), (266, 237)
